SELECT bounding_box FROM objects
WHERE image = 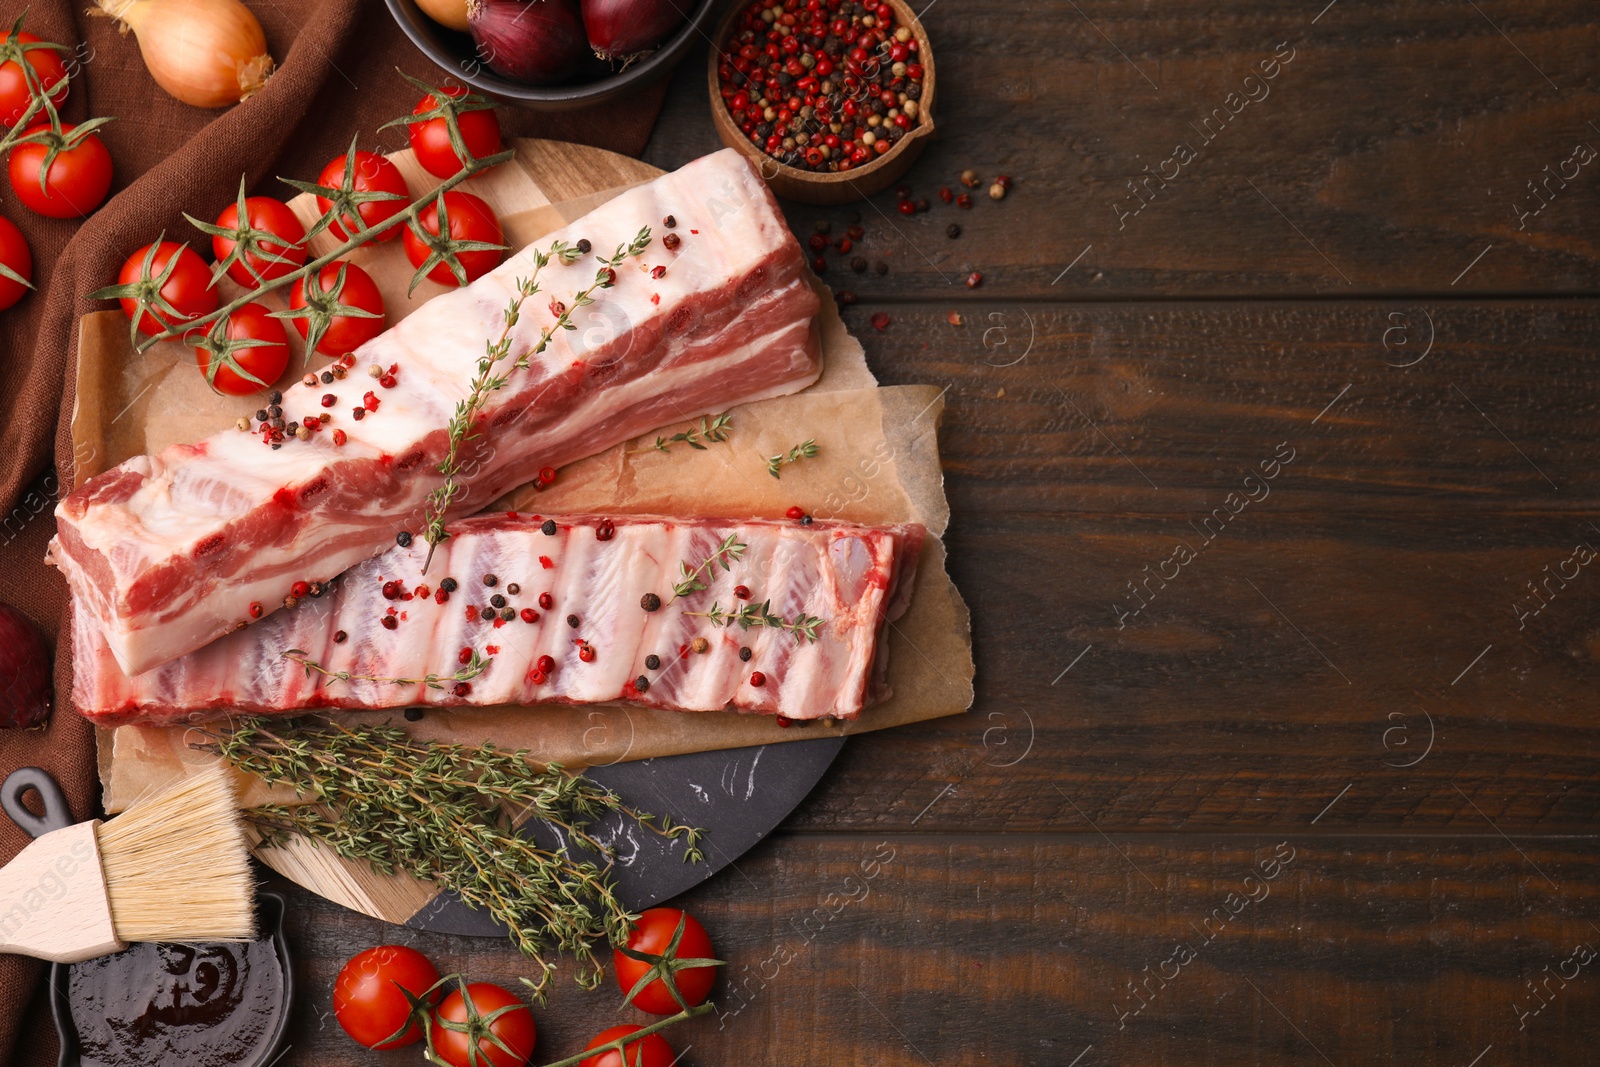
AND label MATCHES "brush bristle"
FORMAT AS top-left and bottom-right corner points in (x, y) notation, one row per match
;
(95, 766), (256, 943)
